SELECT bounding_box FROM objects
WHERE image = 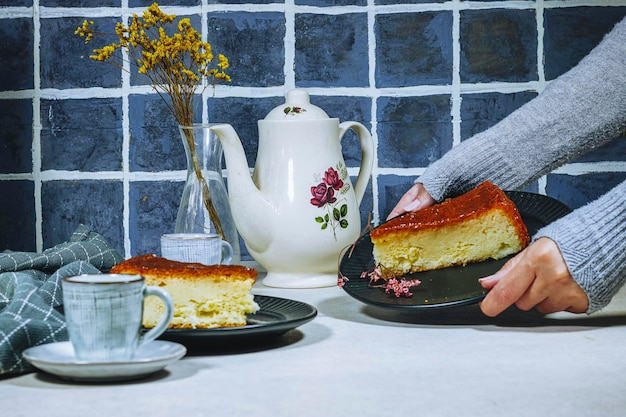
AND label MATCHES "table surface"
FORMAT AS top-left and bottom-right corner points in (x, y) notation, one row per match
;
(2, 270), (626, 417)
